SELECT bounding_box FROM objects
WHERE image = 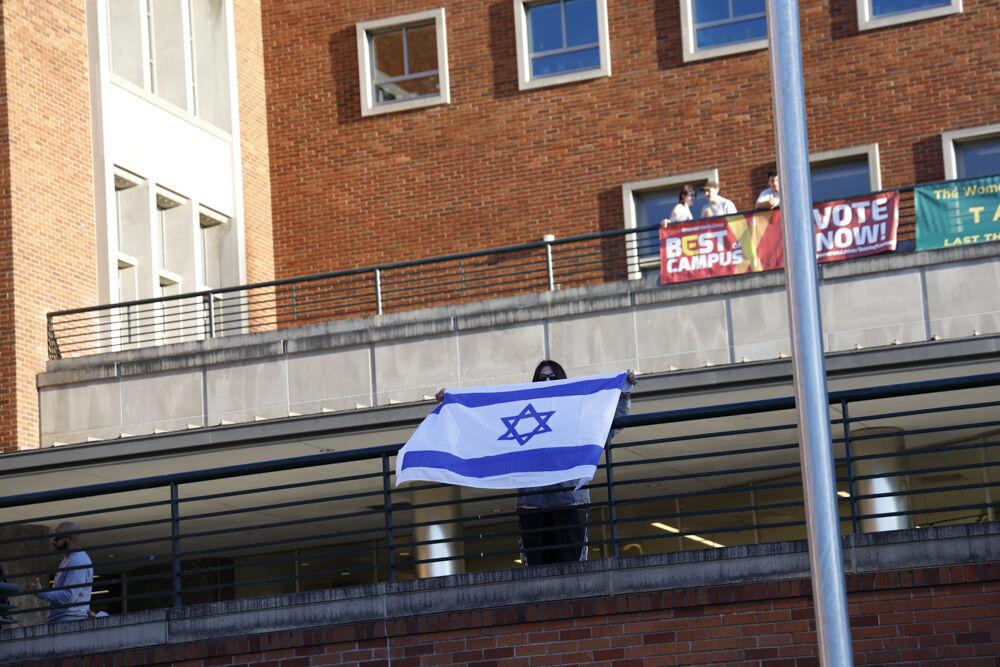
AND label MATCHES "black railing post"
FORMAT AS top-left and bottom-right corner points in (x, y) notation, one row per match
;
(46, 313), (60, 360)
(203, 294), (215, 338)
(604, 446), (620, 558)
(291, 284), (298, 320)
(841, 399), (861, 535)
(381, 453), (396, 582)
(170, 482), (182, 607)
